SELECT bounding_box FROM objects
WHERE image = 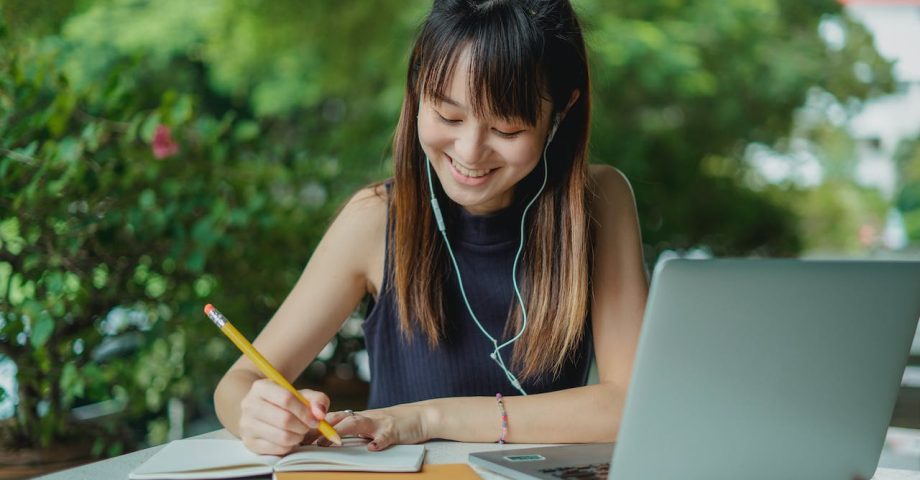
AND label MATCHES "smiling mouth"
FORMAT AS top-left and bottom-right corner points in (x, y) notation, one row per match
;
(449, 156), (495, 178)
